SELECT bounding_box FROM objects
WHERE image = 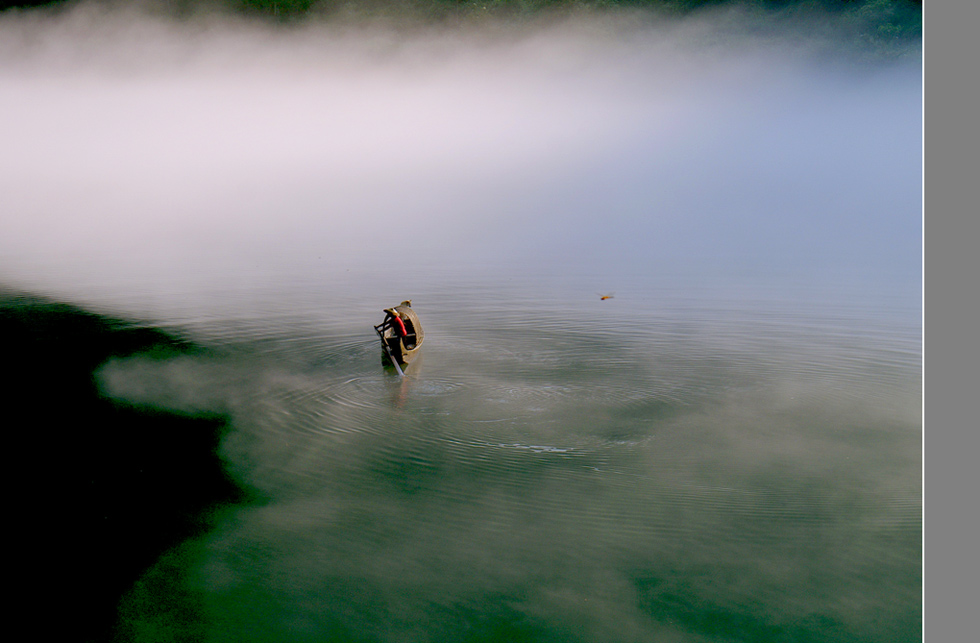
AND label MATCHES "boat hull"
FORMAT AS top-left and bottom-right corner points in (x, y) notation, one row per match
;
(374, 302), (423, 367)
